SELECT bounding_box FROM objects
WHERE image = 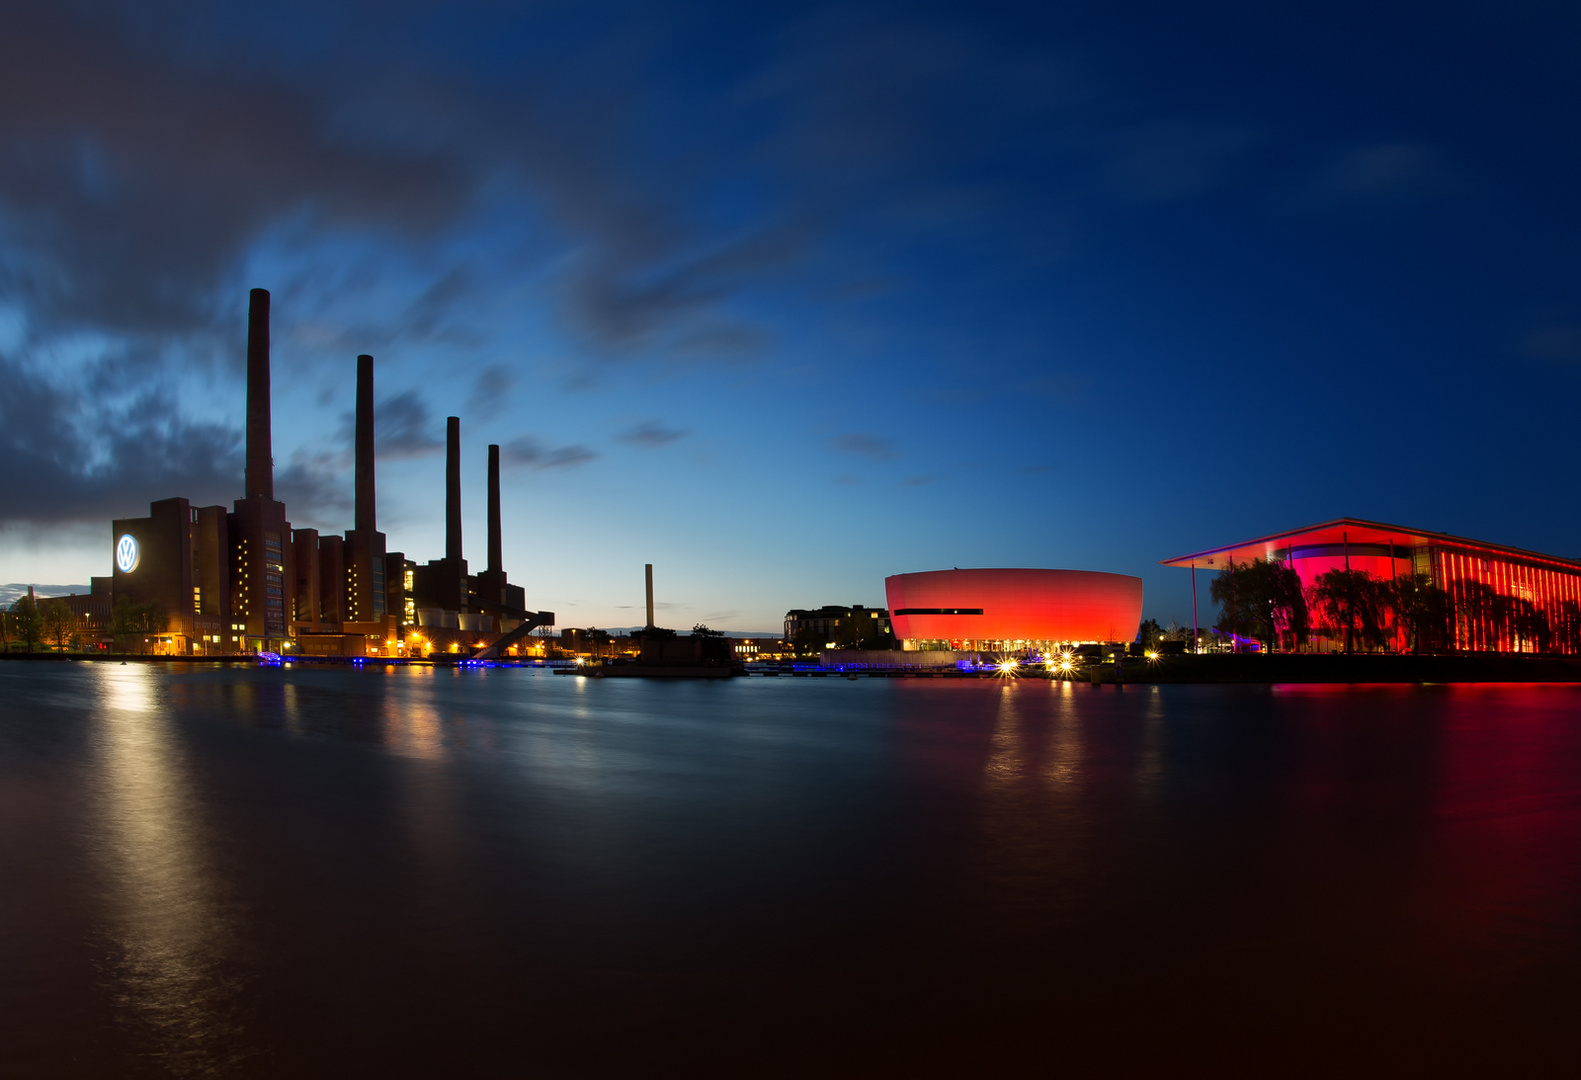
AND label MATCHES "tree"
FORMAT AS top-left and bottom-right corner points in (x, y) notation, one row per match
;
(1555, 601), (1581, 656)
(1136, 619), (1165, 649)
(1312, 569), (1385, 654)
(1210, 562), (1251, 647)
(8, 595), (41, 653)
(40, 599), (75, 652)
(586, 627), (611, 658)
(1383, 574), (1450, 654)
(691, 624), (724, 637)
(112, 596), (139, 653)
(1210, 558), (1307, 652)
(792, 626), (824, 656)
(135, 602), (169, 654)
